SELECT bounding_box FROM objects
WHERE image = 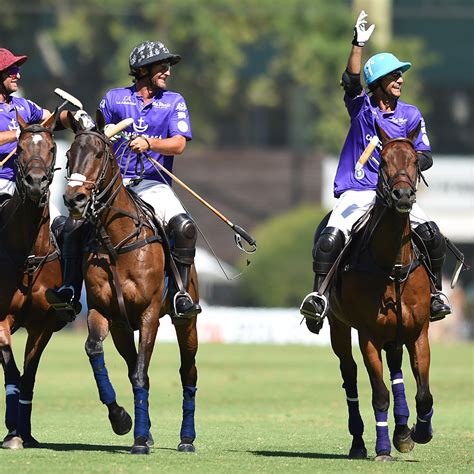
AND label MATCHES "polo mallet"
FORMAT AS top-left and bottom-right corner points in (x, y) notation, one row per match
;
(0, 88), (83, 167)
(146, 155), (257, 253)
(104, 118), (134, 138)
(354, 135), (380, 179)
